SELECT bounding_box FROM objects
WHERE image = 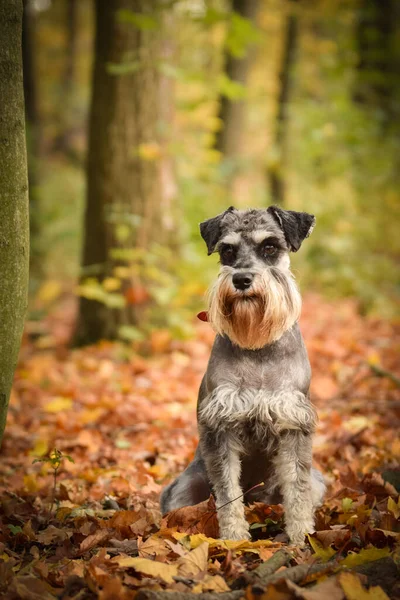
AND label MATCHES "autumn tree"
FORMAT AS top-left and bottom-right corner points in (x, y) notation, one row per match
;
(268, 0), (299, 205)
(0, 0), (30, 445)
(214, 0), (260, 159)
(74, 0), (174, 346)
(354, 0), (400, 126)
